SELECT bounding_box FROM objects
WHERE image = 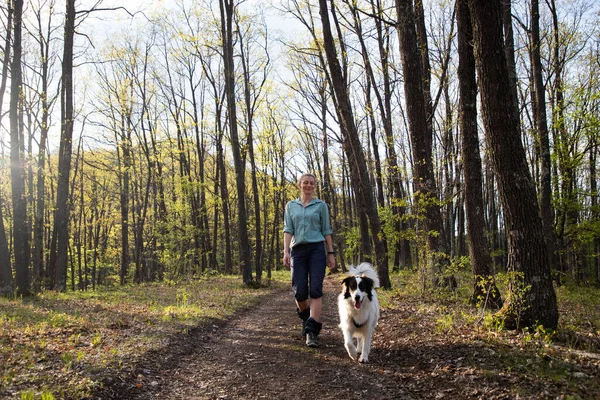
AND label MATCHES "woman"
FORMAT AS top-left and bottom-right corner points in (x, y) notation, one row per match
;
(283, 173), (336, 347)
